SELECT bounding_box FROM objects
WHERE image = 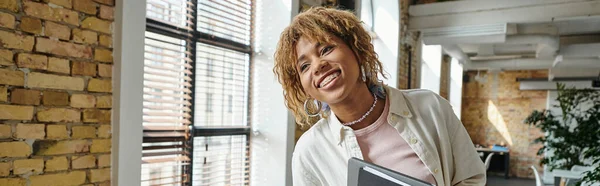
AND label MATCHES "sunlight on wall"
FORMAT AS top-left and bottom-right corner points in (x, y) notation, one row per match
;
(420, 43), (442, 93)
(487, 100), (513, 145)
(449, 58), (463, 118)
